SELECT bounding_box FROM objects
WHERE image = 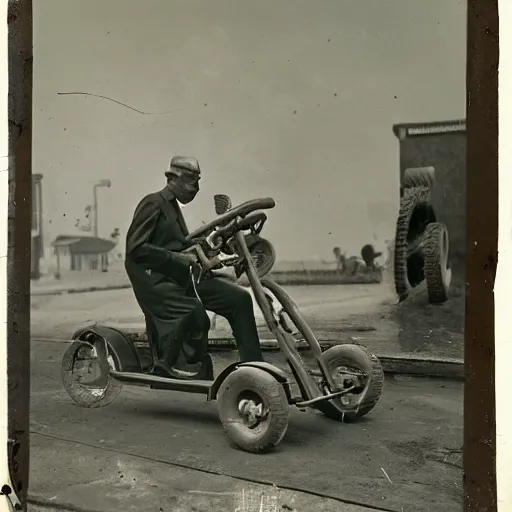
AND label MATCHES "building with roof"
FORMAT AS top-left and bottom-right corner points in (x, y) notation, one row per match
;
(392, 119), (466, 272)
(51, 235), (117, 275)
